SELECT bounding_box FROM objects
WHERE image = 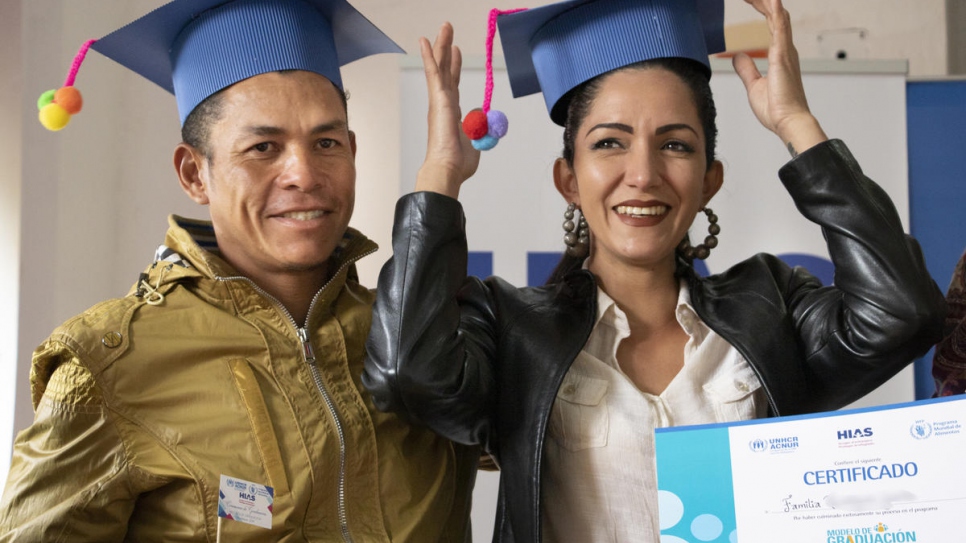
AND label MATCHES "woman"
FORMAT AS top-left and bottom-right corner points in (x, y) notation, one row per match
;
(364, 0), (946, 541)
